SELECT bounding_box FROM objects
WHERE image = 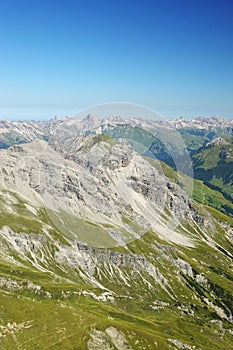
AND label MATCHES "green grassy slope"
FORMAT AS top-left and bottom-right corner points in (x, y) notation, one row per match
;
(0, 184), (233, 349)
(192, 138), (233, 203)
(146, 157), (233, 217)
